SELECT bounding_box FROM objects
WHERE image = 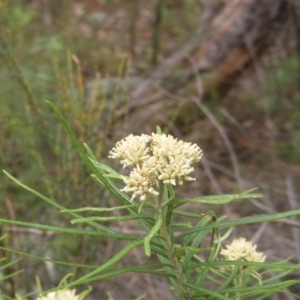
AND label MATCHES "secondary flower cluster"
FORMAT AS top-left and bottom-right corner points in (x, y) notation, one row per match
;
(36, 289), (79, 300)
(220, 237), (266, 262)
(109, 133), (203, 201)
